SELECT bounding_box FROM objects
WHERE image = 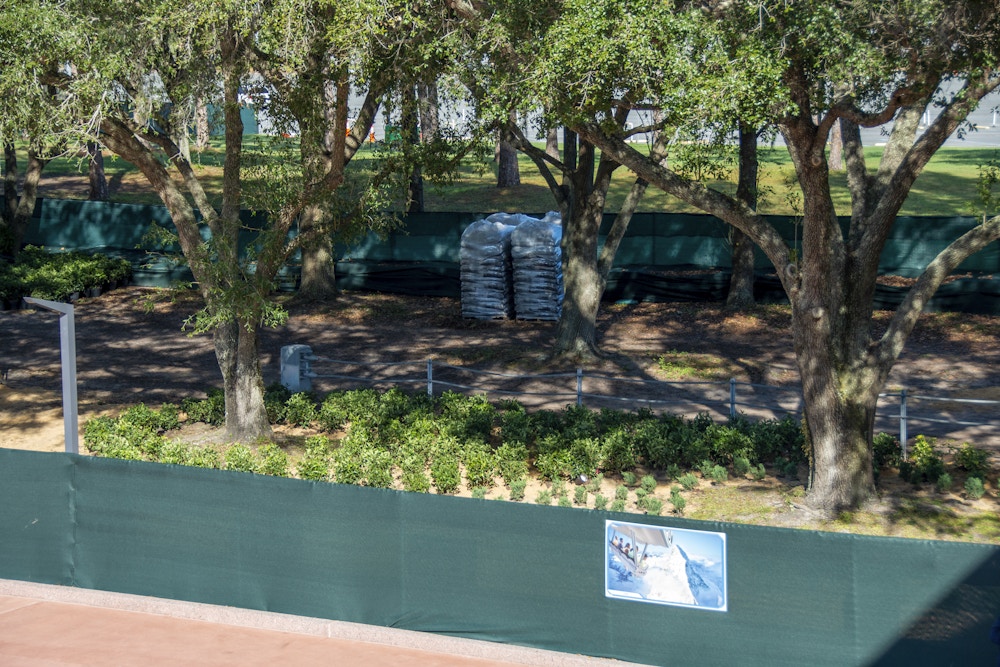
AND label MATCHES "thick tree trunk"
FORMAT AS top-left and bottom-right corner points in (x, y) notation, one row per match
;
(794, 313), (879, 512)
(497, 110), (521, 188)
(546, 127), (559, 159)
(87, 143), (109, 201)
(554, 201), (603, 357)
(828, 119), (843, 171)
(214, 319), (272, 441)
(1, 145), (48, 260)
(296, 201), (338, 300)
(727, 124), (758, 310)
